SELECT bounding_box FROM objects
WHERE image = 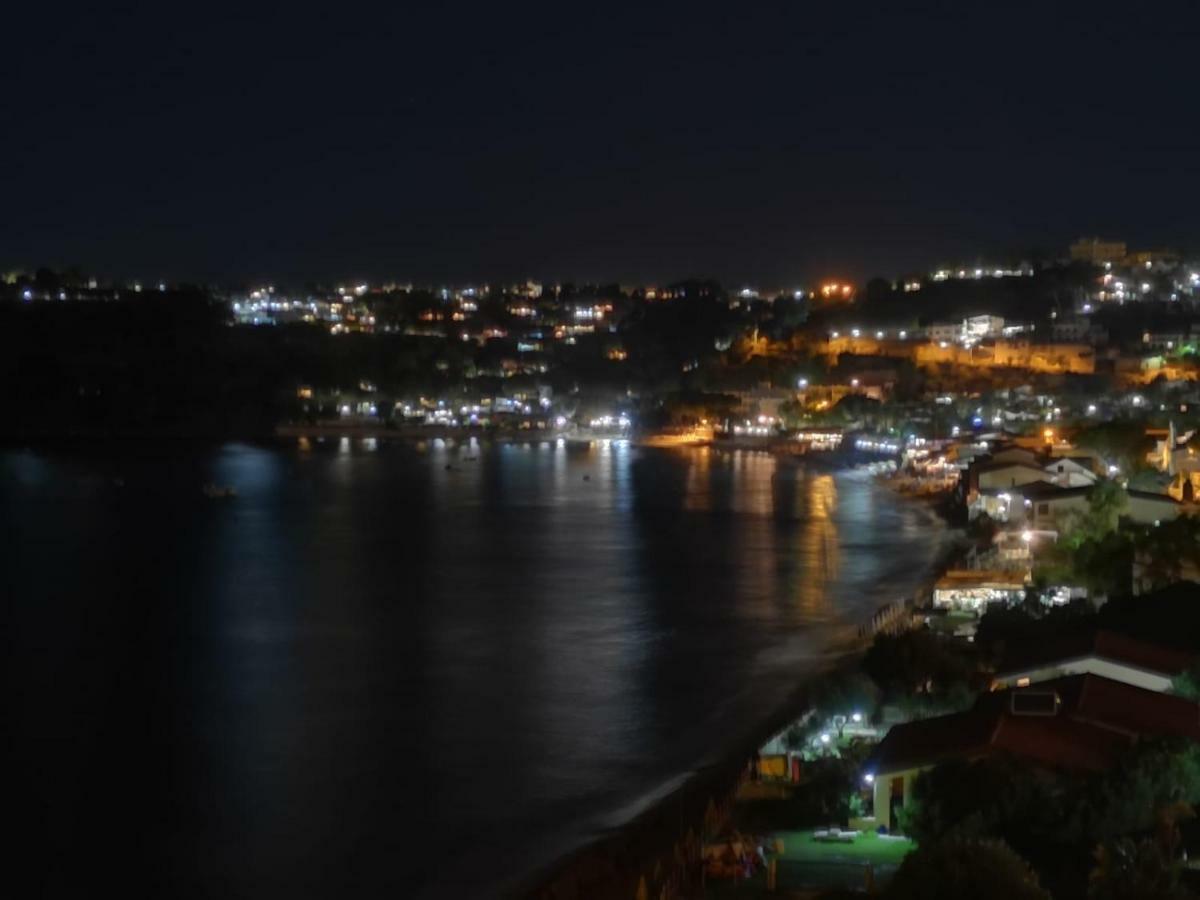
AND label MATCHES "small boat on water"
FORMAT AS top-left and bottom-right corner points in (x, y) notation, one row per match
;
(202, 483), (238, 499)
